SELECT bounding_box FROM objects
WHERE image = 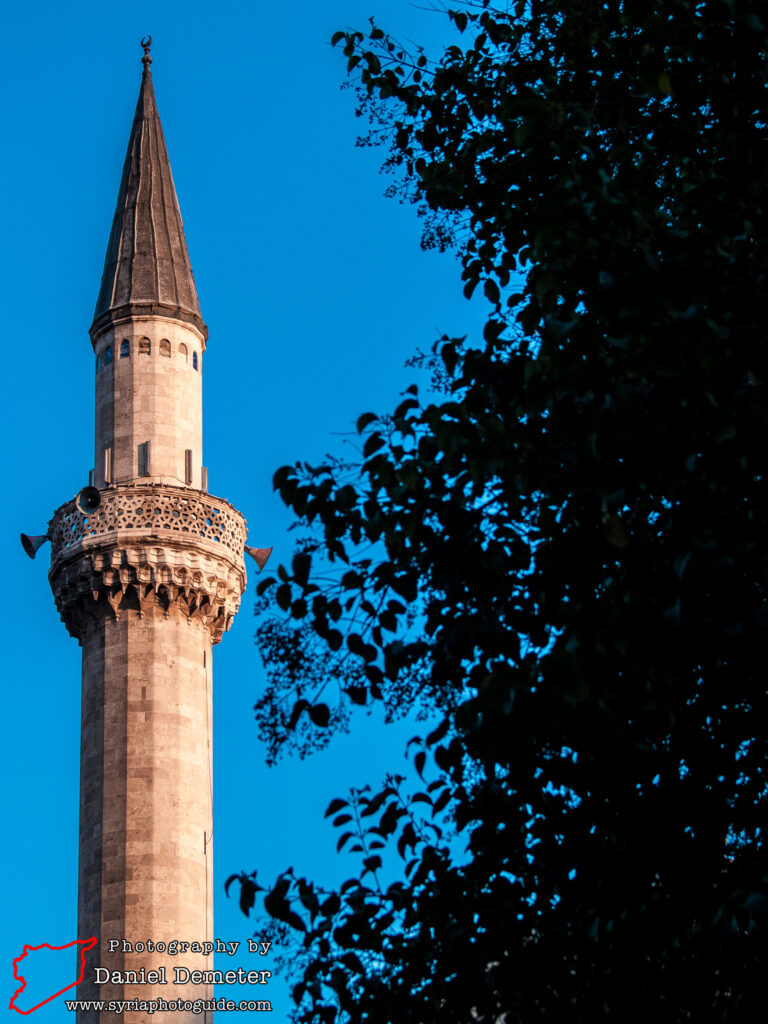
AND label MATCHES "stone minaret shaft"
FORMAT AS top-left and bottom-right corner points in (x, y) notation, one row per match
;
(48, 43), (246, 1024)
